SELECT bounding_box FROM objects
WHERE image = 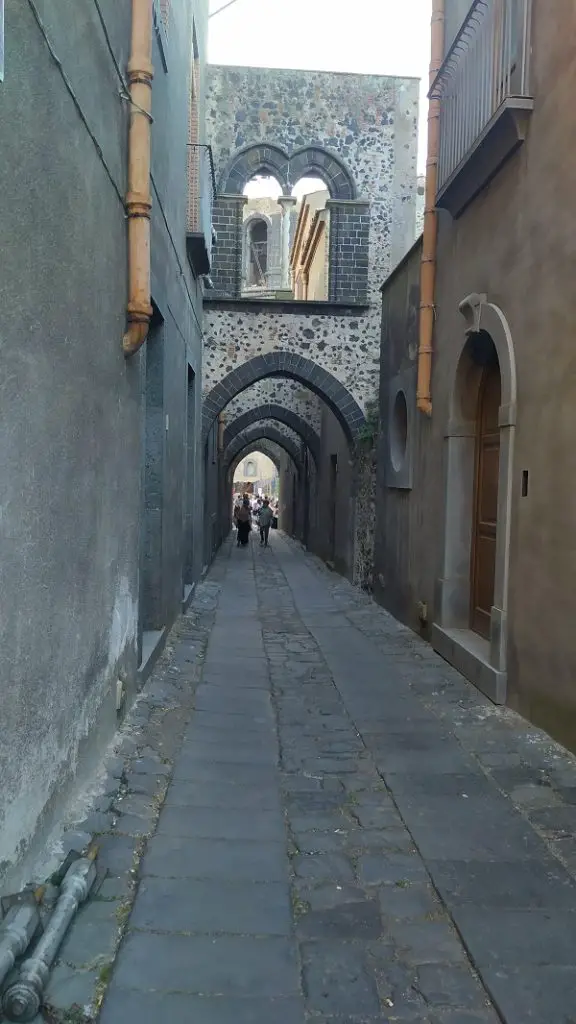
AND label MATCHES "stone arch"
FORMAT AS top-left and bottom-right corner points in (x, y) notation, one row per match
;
(221, 143), (356, 200)
(223, 404), (320, 467)
(432, 294), (517, 706)
(202, 351), (366, 444)
(225, 424), (304, 476)
(229, 440), (283, 480)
